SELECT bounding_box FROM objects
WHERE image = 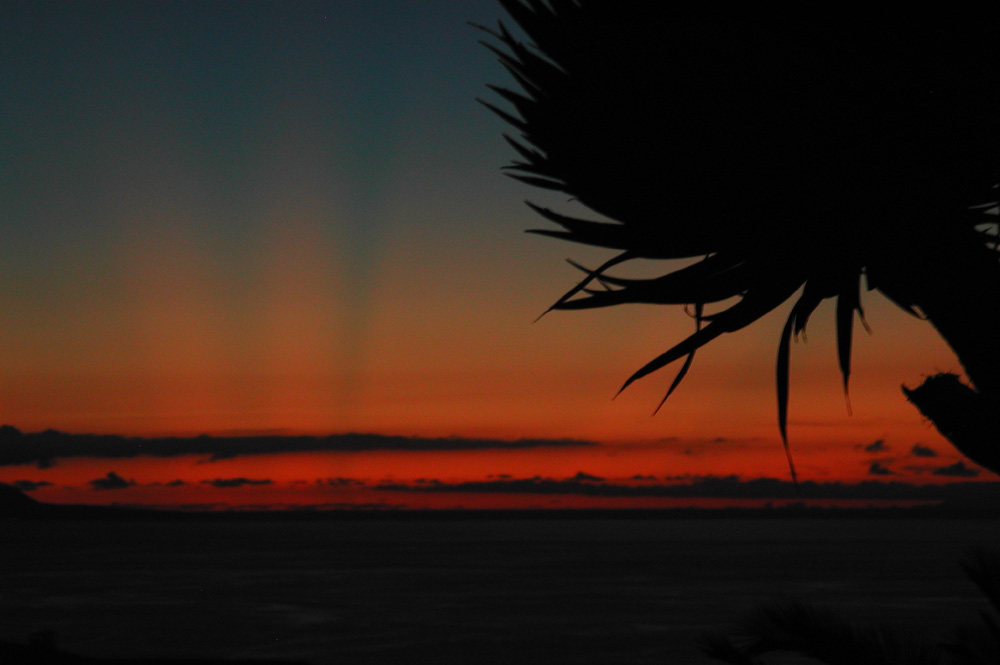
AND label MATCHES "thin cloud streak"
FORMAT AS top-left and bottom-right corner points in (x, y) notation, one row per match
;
(0, 427), (599, 467)
(11, 480), (52, 492)
(201, 478), (274, 489)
